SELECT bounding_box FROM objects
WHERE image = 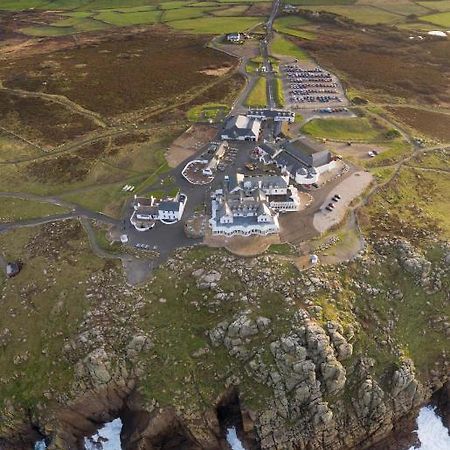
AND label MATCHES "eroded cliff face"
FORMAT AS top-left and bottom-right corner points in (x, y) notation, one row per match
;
(0, 237), (448, 450)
